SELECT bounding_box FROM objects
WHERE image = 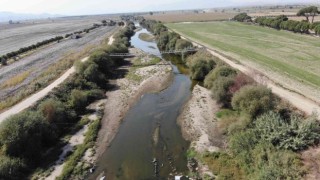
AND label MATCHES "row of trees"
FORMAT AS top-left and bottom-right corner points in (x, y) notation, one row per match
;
(0, 20), (117, 66)
(140, 19), (193, 51)
(254, 15), (317, 34)
(233, 6), (320, 35)
(0, 36), (63, 65)
(0, 21), (136, 179)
